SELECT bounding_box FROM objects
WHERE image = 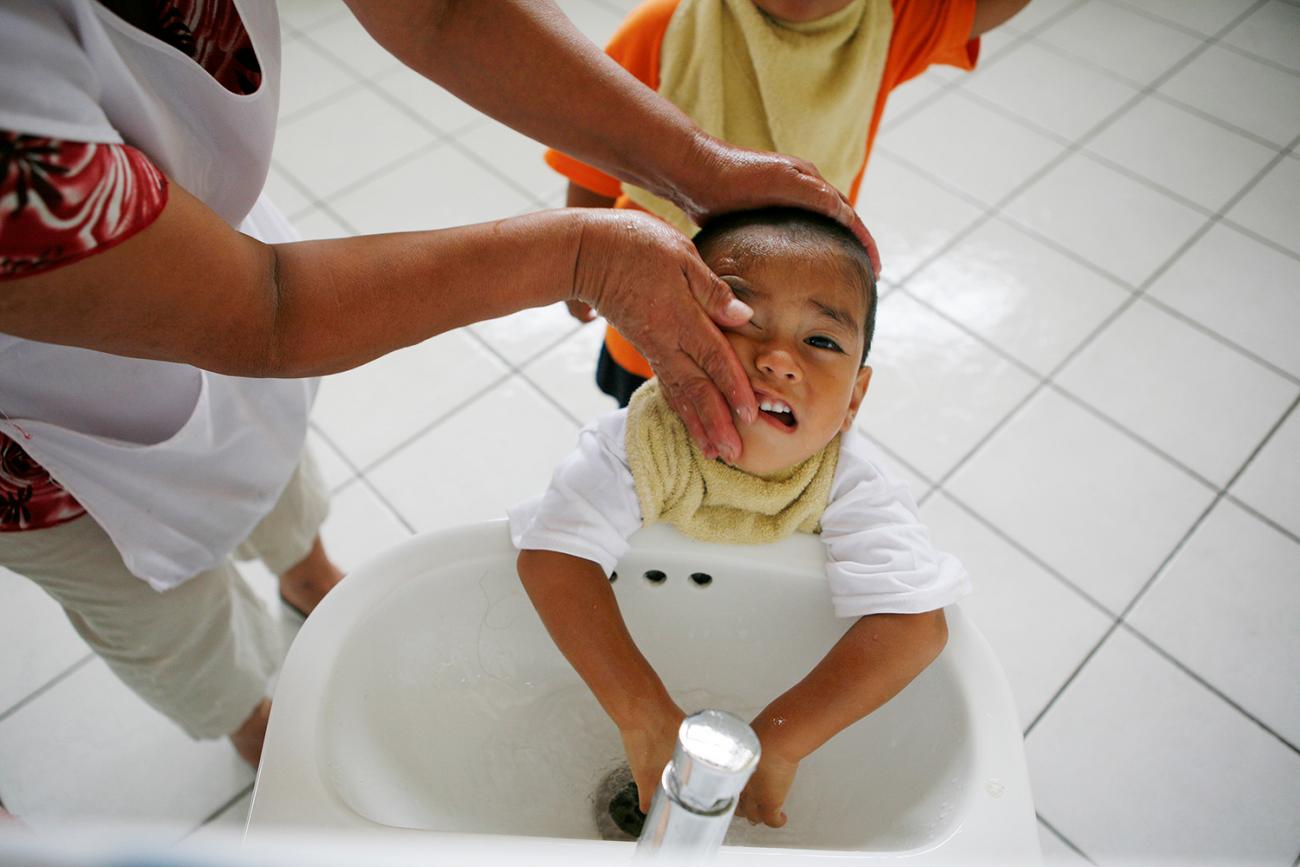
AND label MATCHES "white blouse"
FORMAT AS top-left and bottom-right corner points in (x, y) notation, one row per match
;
(0, 0), (316, 589)
(509, 411), (971, 618)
